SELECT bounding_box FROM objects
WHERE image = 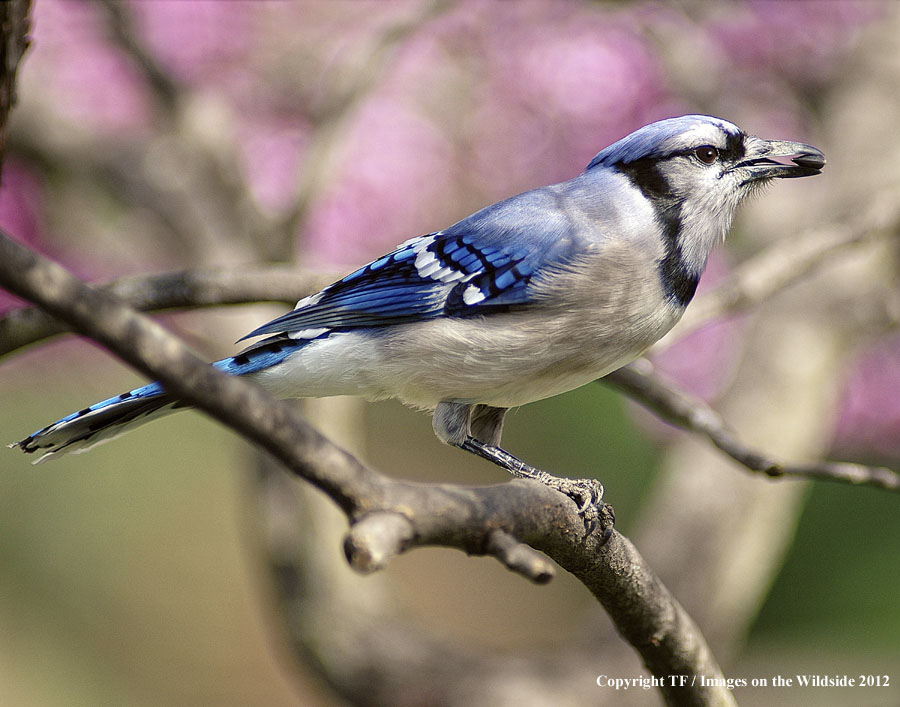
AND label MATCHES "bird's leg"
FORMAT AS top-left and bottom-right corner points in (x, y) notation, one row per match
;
(469, 403), (507, 446)
(434, 402), (612, 537)
(459, 435), (605, 514)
